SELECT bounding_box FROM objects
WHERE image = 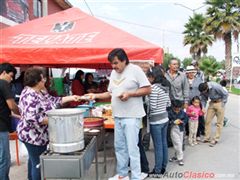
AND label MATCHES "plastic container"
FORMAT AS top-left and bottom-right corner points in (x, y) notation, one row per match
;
(76, 107), (90, 117)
